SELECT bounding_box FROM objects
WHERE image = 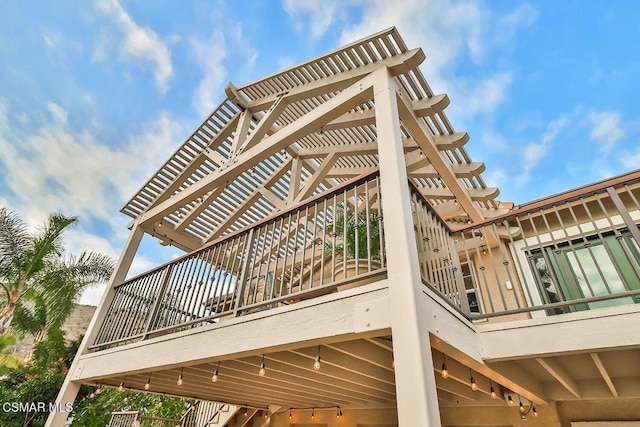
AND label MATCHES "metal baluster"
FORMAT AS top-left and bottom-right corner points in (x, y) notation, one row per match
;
(365, 180), (372, 272)
(234, 228), (256, 317)
(309, 202), (319, 288)
(319, 198), (328, 287)
(277, 213), (293, 299)
(143, 264), (174, 338)
(552, 204), (604, 297)
(593, 193), (632, 292)
(502, 218), (537, 309)
(513, 215), (554, 308)
(376, 175), (385, 268)
(205, 242), (224, 317)
(289, 209), (301, 296)
(342, 190), (348, 280)
(215, 239), (234, 315)
(477, 228), (506, 311)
